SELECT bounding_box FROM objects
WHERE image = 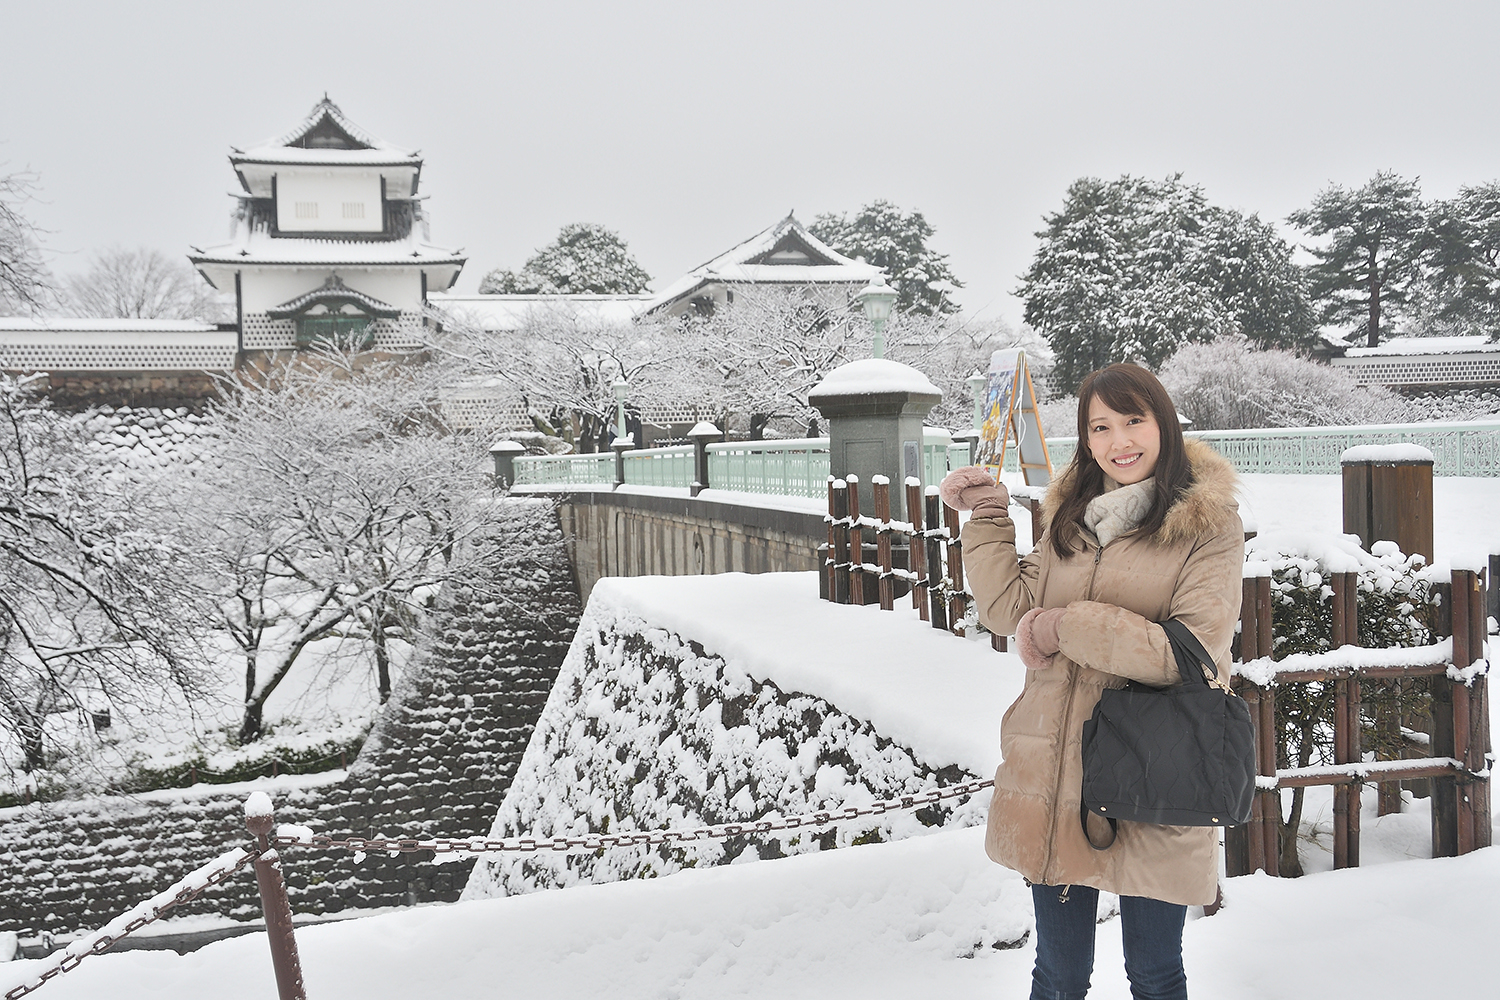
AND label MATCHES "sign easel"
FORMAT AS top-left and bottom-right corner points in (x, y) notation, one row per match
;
(975, 348), (1053, 486)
